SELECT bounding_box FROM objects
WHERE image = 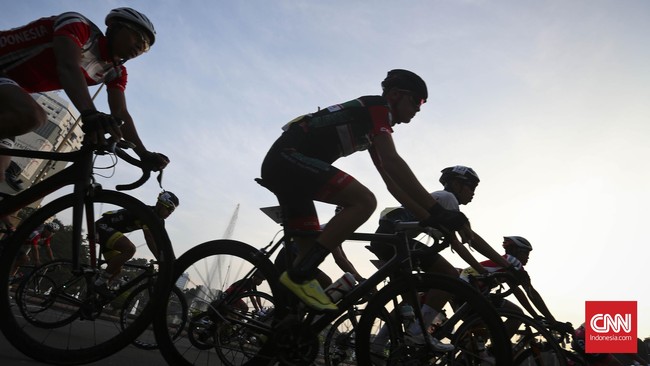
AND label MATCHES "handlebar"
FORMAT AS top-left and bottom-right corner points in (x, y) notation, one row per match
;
(97, 140), (155, 191)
